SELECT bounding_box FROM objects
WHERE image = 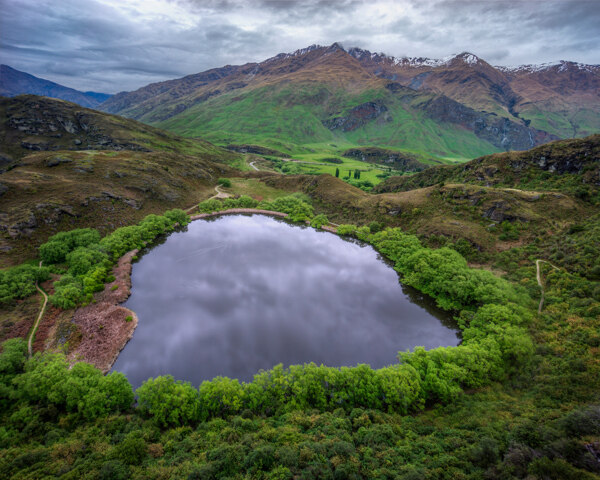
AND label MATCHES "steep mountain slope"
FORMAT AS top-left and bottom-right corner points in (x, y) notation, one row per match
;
(0, 65), (111, 108)
(349, 49), (600, 139)
(99, 44), (598, 161)
(0, 96), (238, 264)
